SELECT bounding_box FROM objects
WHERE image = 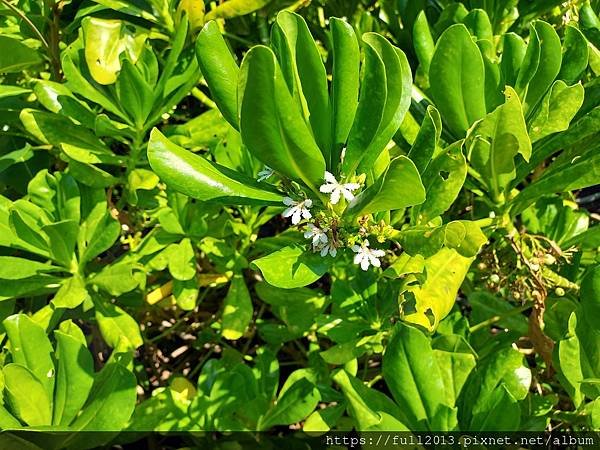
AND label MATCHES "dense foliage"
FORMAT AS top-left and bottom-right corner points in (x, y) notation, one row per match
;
(0, 0), (599, 447)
